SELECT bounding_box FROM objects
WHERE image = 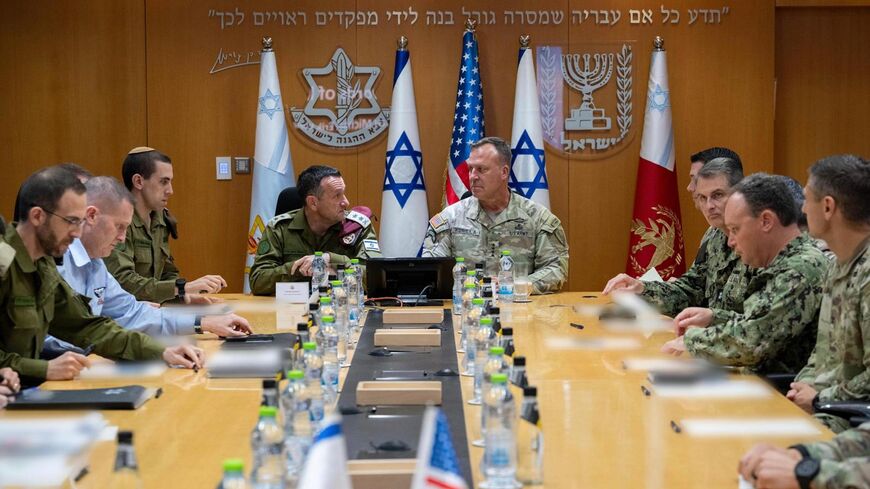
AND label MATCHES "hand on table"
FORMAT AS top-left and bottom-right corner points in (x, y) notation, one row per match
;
(290, 253), (331, 277)
(602, 273), (645, 295)
(186, 275), (227, 294)
(163, 345), (204, 370)
(786, 382), (818, 414)
(202, 313), (252, 337)
(661, 336), (687, 356)
(673, 307), (713, 335)
(739, 444), (802, 489)
(46, 352), (91, 380)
